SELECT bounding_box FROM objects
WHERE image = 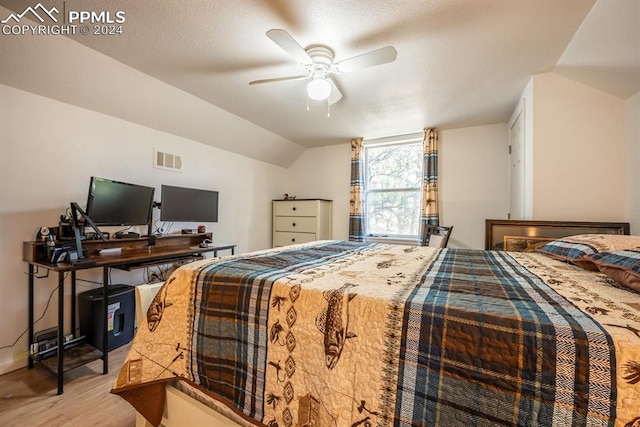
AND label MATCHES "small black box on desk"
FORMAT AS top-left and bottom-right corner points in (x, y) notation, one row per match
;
(79, 284), (135, 352)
